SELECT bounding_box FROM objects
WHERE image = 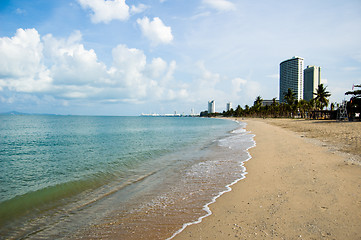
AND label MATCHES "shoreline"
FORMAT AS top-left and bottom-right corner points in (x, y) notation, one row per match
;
(168, 121), (255, 239)
(174, 118), (361, 239)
